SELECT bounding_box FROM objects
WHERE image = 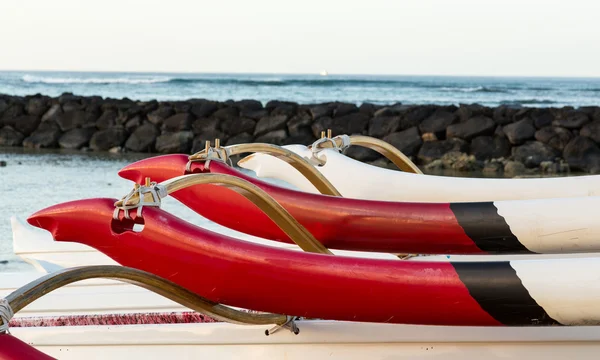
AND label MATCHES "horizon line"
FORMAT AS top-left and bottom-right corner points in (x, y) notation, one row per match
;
(1, 68), (600, 80)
